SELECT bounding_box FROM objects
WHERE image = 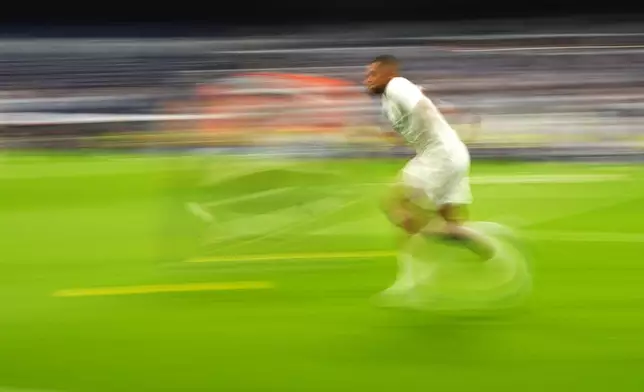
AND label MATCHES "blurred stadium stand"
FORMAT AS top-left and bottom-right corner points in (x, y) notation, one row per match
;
(1, 26), (644, 158)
